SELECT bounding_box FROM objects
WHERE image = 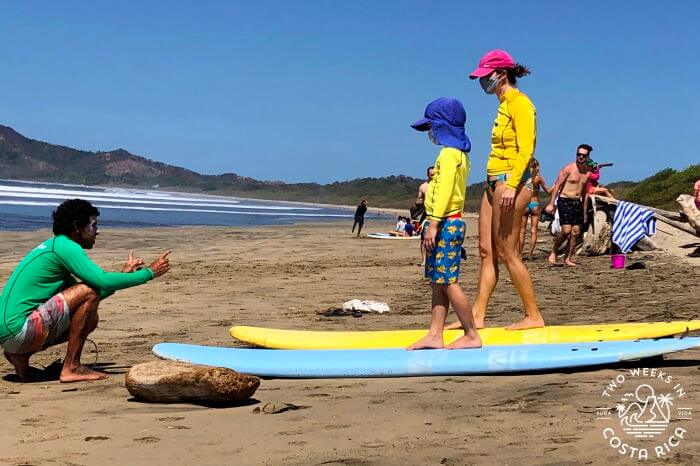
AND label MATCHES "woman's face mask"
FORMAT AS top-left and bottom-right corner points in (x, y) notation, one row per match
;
(479, 71), (503, 94)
